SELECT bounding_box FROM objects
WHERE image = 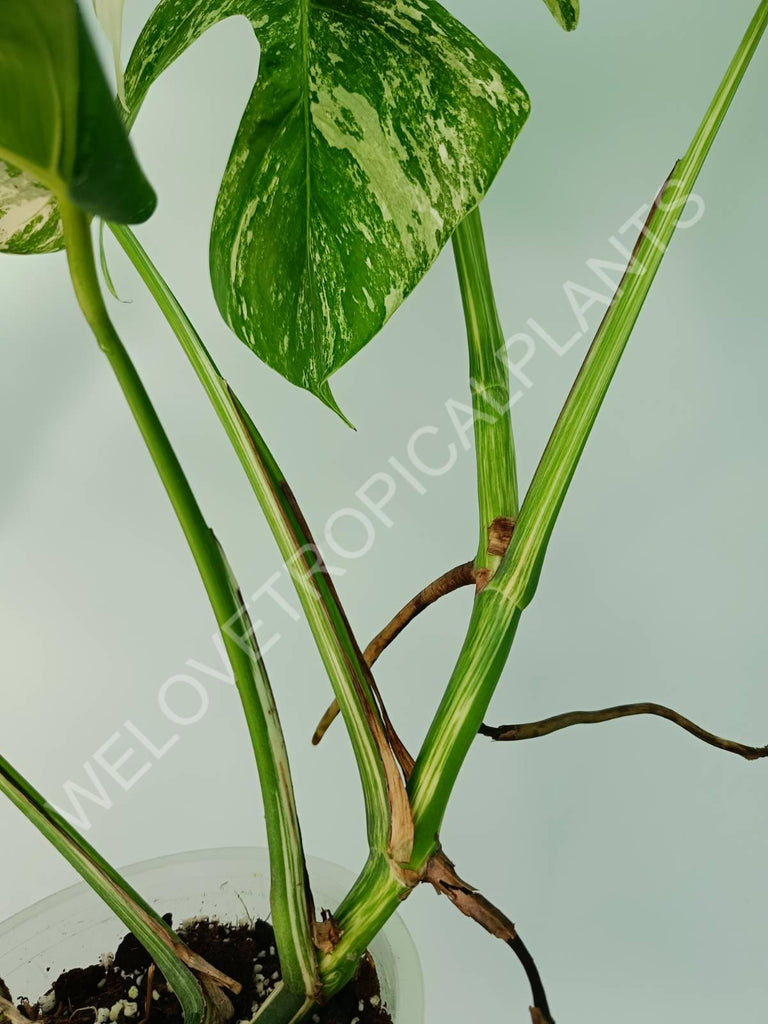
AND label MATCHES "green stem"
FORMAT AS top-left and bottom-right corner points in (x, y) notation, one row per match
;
(407, 594), (521, 866)
(407, 0), (768, 864)
(311, 206), (525, 968)
(60, 202), (318, 1004)
(107, 223), (415, 1004)
(493, 0), (768, 615)
(452, 207), (518, 576)
(108, 222), (409, 869)
(328, 608), (524, 929)
(318, 853), (408, 993)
